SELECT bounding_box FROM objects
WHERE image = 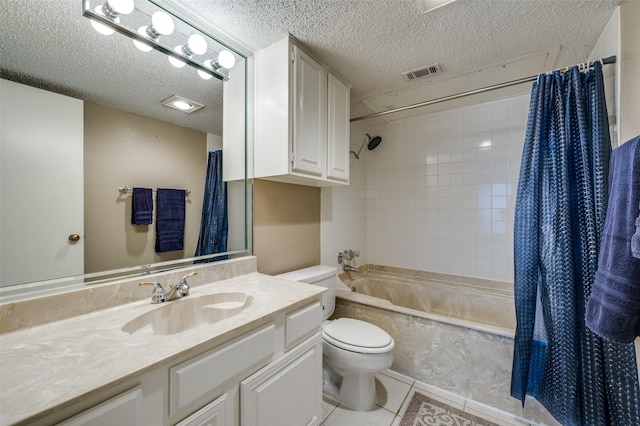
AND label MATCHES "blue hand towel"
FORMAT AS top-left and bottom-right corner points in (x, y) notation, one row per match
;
(586, 135), (640, 343)
(131, 187), (153, 225)
(155, 188), (186, 253)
